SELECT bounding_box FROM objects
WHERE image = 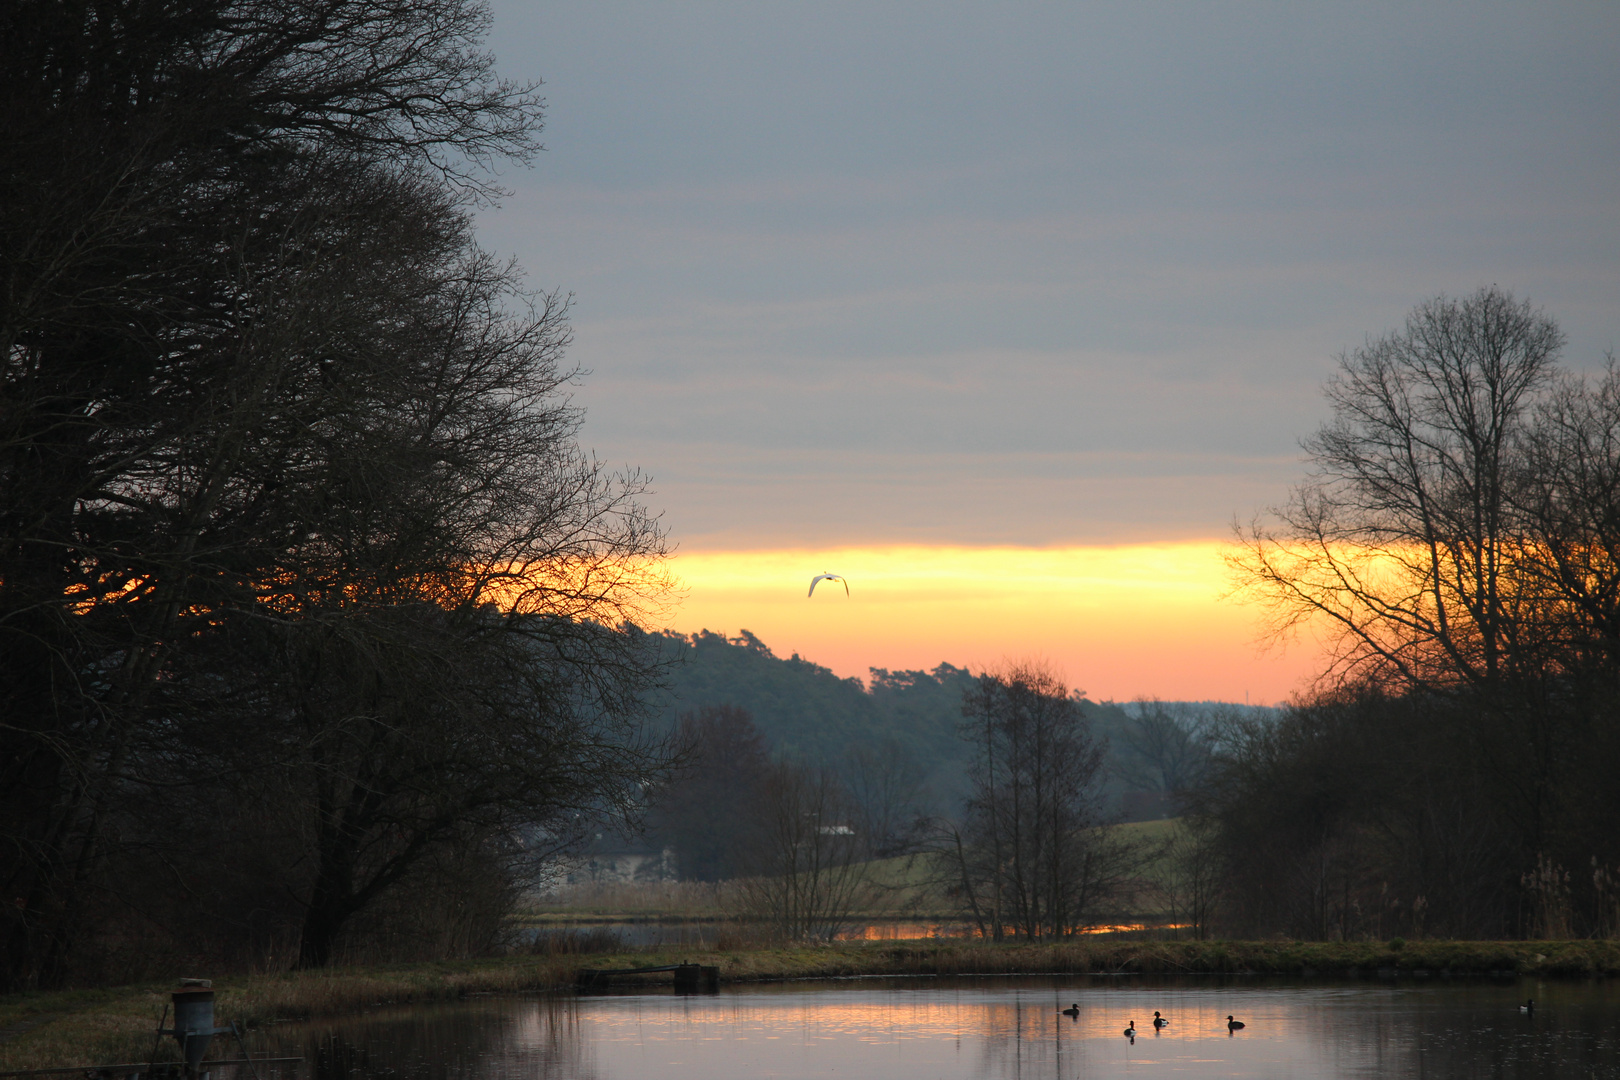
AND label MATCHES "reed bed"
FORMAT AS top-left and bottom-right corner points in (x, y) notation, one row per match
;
(523, 879), (736, 918)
